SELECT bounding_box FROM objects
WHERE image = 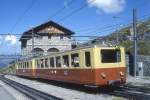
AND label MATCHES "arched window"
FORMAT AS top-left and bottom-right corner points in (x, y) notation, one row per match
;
(32, 48), (44, 55)
(47, 48), (59, 52)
